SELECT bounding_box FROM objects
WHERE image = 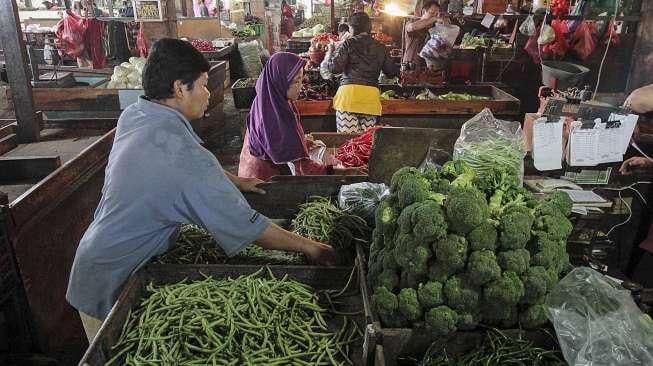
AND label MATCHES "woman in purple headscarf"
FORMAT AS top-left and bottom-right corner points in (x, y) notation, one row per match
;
(238, 52), (358, 180)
